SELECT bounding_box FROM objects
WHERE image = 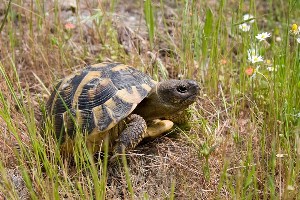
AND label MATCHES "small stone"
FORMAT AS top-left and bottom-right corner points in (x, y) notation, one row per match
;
(60, 0), (77, 12)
